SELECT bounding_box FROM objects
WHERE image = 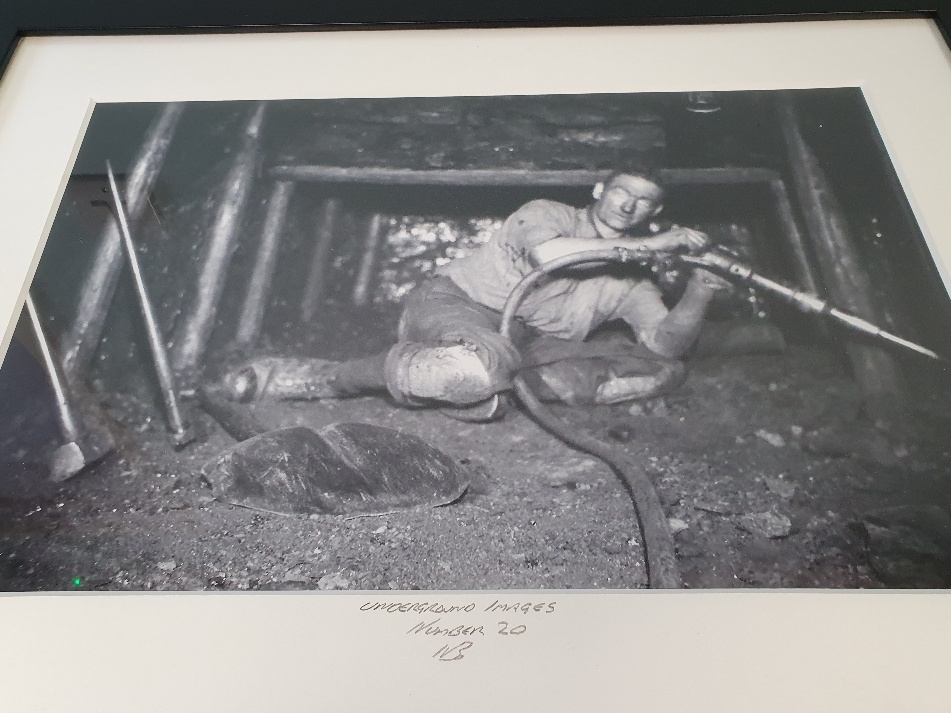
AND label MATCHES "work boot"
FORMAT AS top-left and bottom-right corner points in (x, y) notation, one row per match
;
(595, 361), (687, 405)
(521, 358), (605, 406)
(217, 357), (343, 402)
